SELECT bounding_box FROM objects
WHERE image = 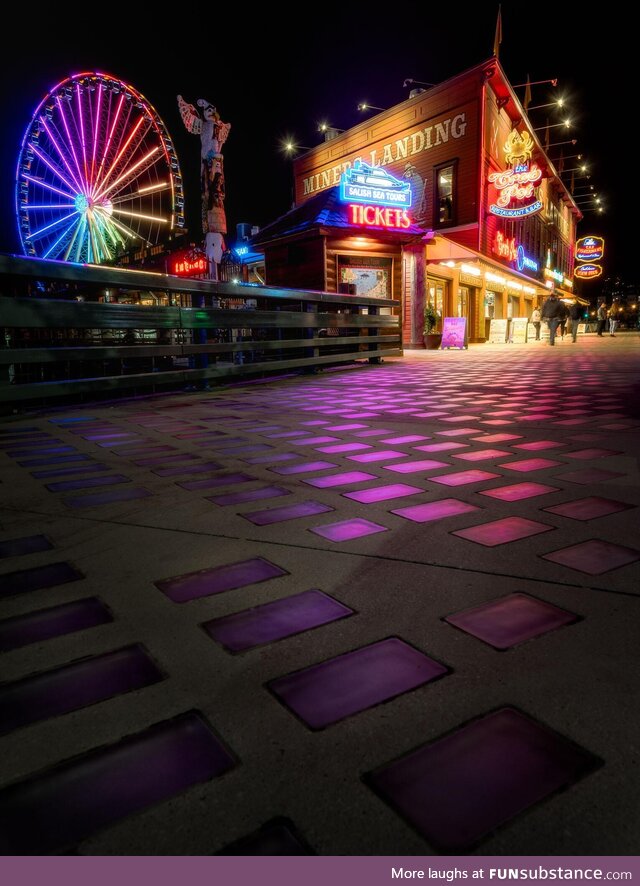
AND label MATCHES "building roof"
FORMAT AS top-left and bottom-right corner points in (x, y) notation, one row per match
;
(252, 187), (424, 246)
